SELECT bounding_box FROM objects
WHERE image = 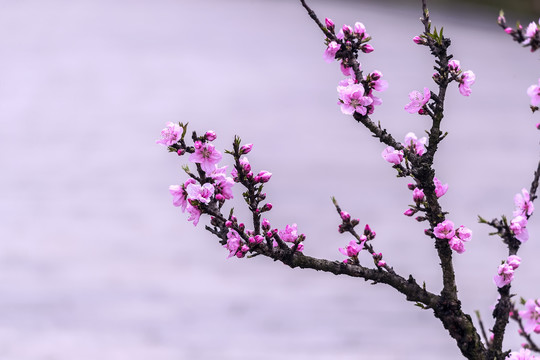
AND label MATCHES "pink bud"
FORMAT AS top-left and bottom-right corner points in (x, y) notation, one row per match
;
(407, 183), (416, 190)
(412, 35), (424, 44)
(413, 188), (425, 202)
(505, 27), (513, 34)
(361, 44), (374, 53)
(216, 193), (225, 201)
(257, 170), (272, 183)
(194, 140), (202, 149)
(238, 223), (245, 231)
(535, 325), (540, 333)
(262, 203), (273, 212)
(177, 149), (185, 156)
(262, 218), (271, 230)
(342, 24), (352, 36)
(266, 231), (273, 238)
(404, 208), (415, 216)
(325, 18), (335, 31)
(225, 221), (233, 228)
(240, 143), (253, 154)
(340, 211), (351, 221)
(377, 260), (386, 267)
(518, 329), (524, 335)
(353, 22), (366, 35)
(205, 130), (217, 141)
